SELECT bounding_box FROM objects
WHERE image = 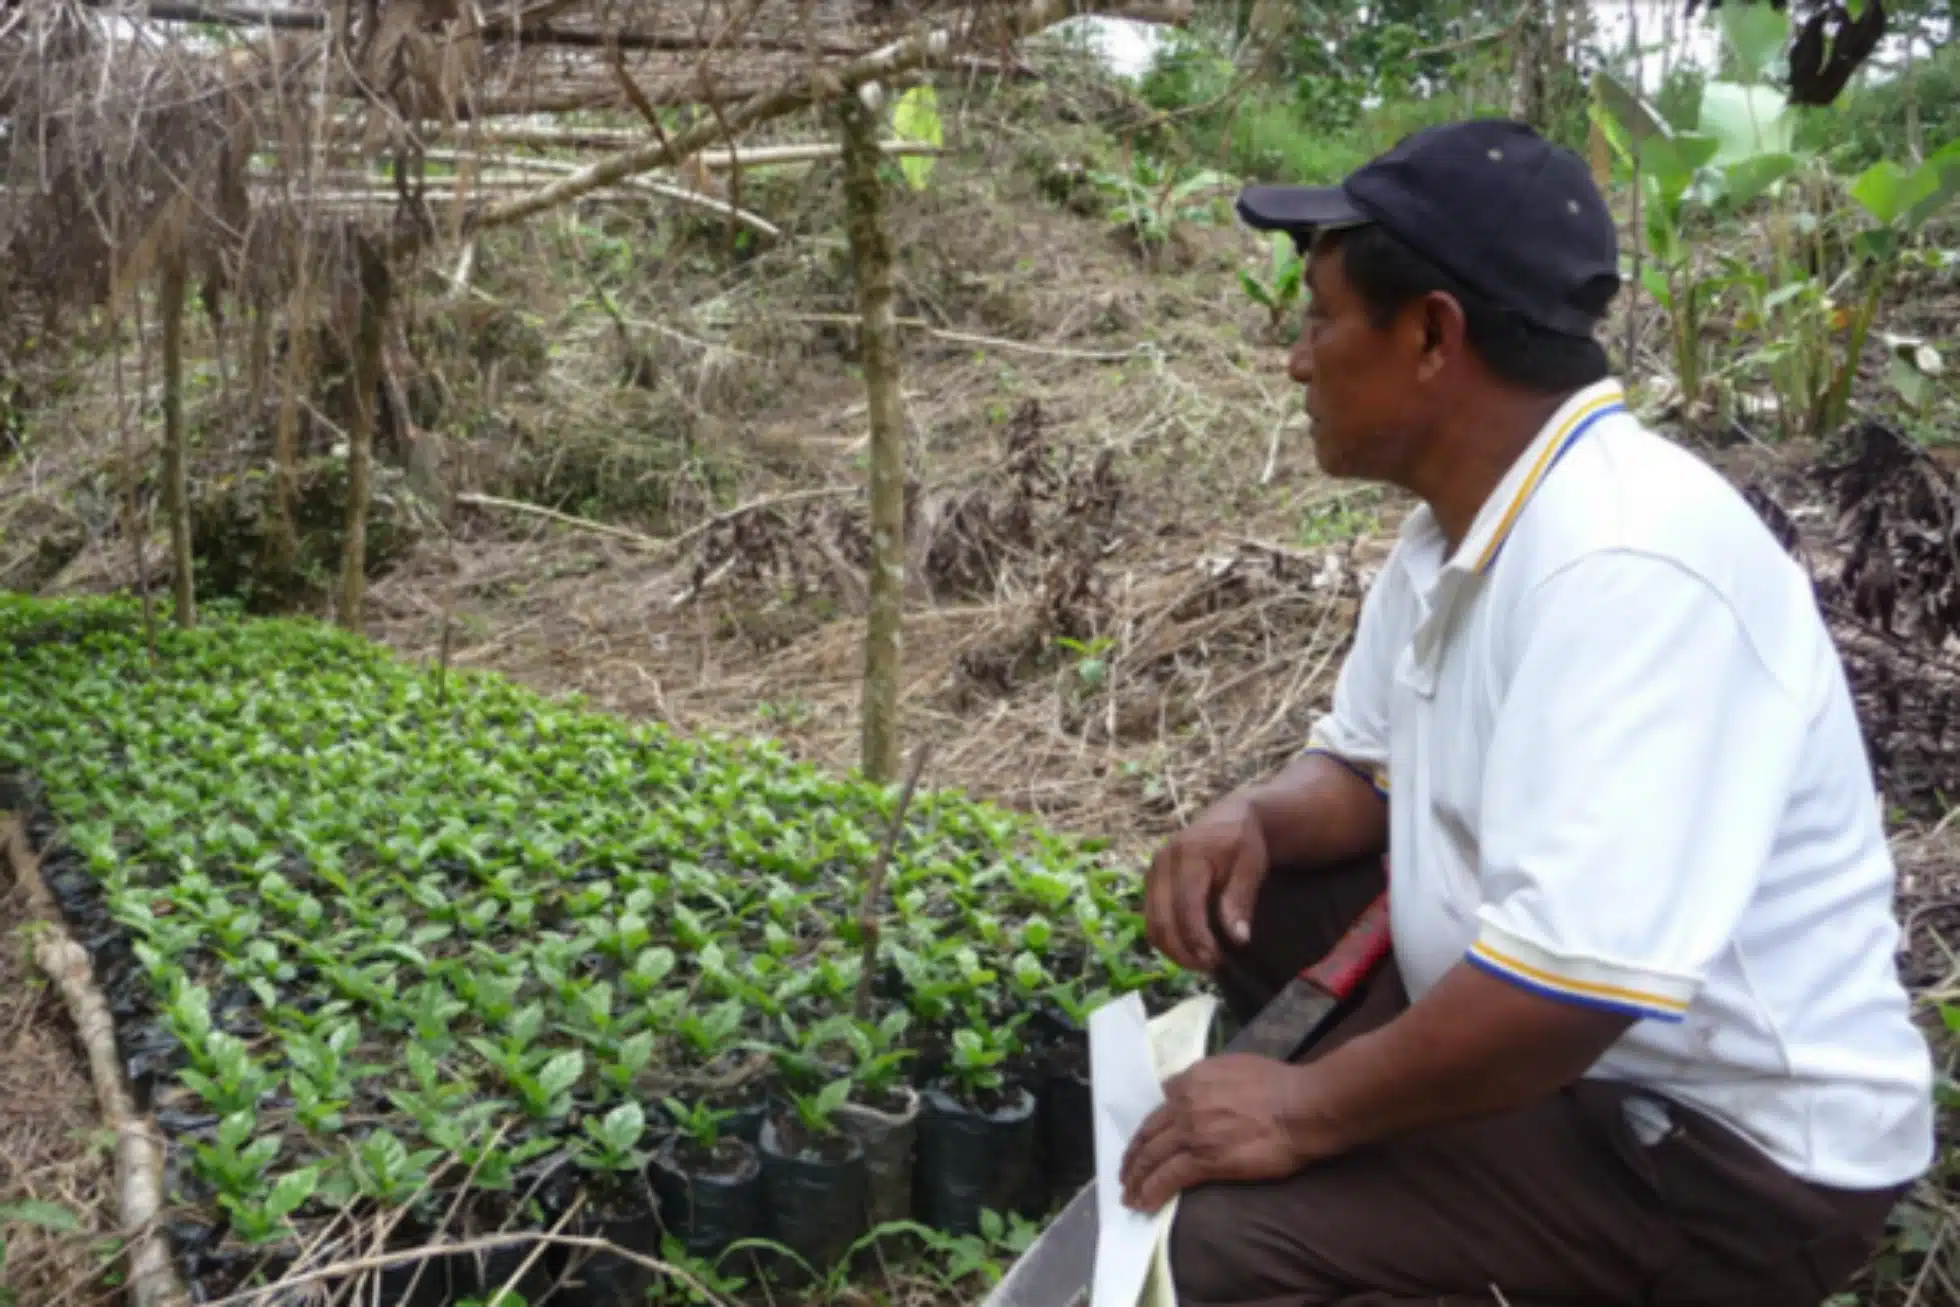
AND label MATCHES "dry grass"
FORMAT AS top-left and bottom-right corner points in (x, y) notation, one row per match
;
(0, 878), (118, 1307)
(346, 131), (1391, 856)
